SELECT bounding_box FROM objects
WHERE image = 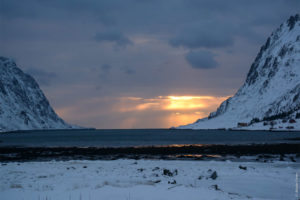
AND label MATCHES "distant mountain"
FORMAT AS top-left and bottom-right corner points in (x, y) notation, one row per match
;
(179, 14), (300, 131)
(0, 57), (75, 132)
